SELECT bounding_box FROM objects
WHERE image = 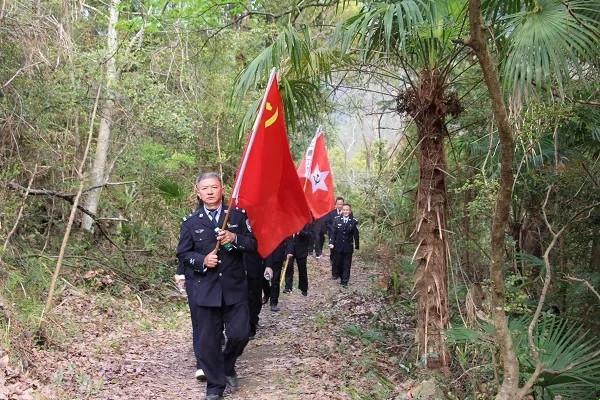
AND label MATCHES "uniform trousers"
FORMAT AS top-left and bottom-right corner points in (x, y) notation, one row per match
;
(313, 231), (324, 257)
(269, 261), (283, 306)
(284, 256), (308, 293)
(333, 251), (353, 285)
(247, 277), (264, 336)
(185, 282), (203, 370)
(195, 301), (249, 396)
(330, 251), (339, 278)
